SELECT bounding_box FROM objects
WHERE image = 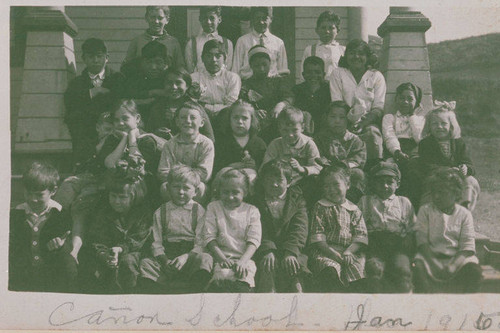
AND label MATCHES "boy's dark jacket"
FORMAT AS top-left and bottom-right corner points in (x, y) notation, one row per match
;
(418, 136), (475, 176)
